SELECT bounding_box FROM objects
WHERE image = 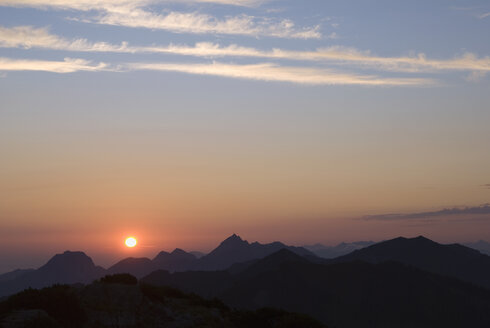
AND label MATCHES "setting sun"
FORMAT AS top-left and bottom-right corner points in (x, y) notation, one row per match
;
(125, 237), (137, 248)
